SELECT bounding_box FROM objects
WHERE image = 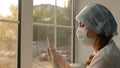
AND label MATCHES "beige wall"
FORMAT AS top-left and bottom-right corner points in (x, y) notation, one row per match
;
(75, 0), (120, 63)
